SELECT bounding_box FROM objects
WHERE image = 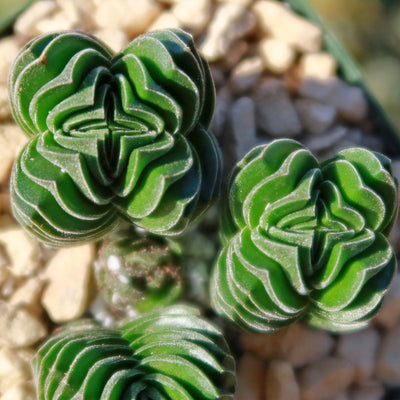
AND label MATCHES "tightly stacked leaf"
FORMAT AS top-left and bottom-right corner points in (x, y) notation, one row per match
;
(211, 139), (398, 332)
(33, 305), (236, 399)
(9, 29), (221, 245)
